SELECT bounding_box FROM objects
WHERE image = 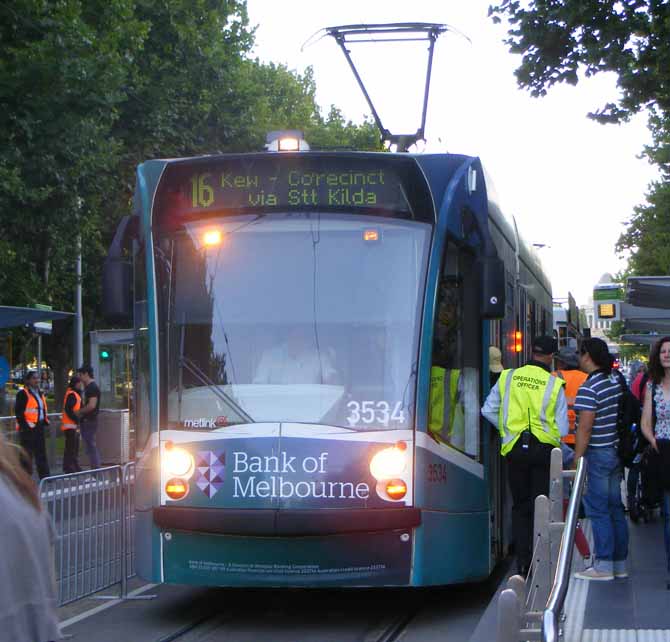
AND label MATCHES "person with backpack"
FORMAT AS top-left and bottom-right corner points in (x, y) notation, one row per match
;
(573, 338), (629, 581)
(640, 336), (670, 588)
